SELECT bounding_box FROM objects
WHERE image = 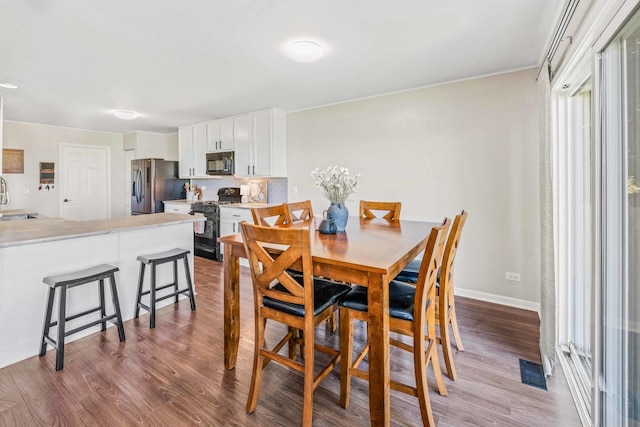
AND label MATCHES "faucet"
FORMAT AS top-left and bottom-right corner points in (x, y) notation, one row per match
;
(0, 176), (8, 205)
